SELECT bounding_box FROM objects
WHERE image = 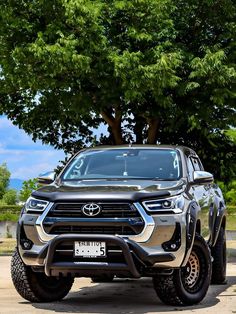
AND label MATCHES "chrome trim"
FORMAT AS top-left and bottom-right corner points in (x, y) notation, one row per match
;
(25, 197), (49, 213)
(127, 202), (155, 243)
(36, 203), (56, 243)
(37, 171), (55, 185)
(36, 201), (155, 243)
